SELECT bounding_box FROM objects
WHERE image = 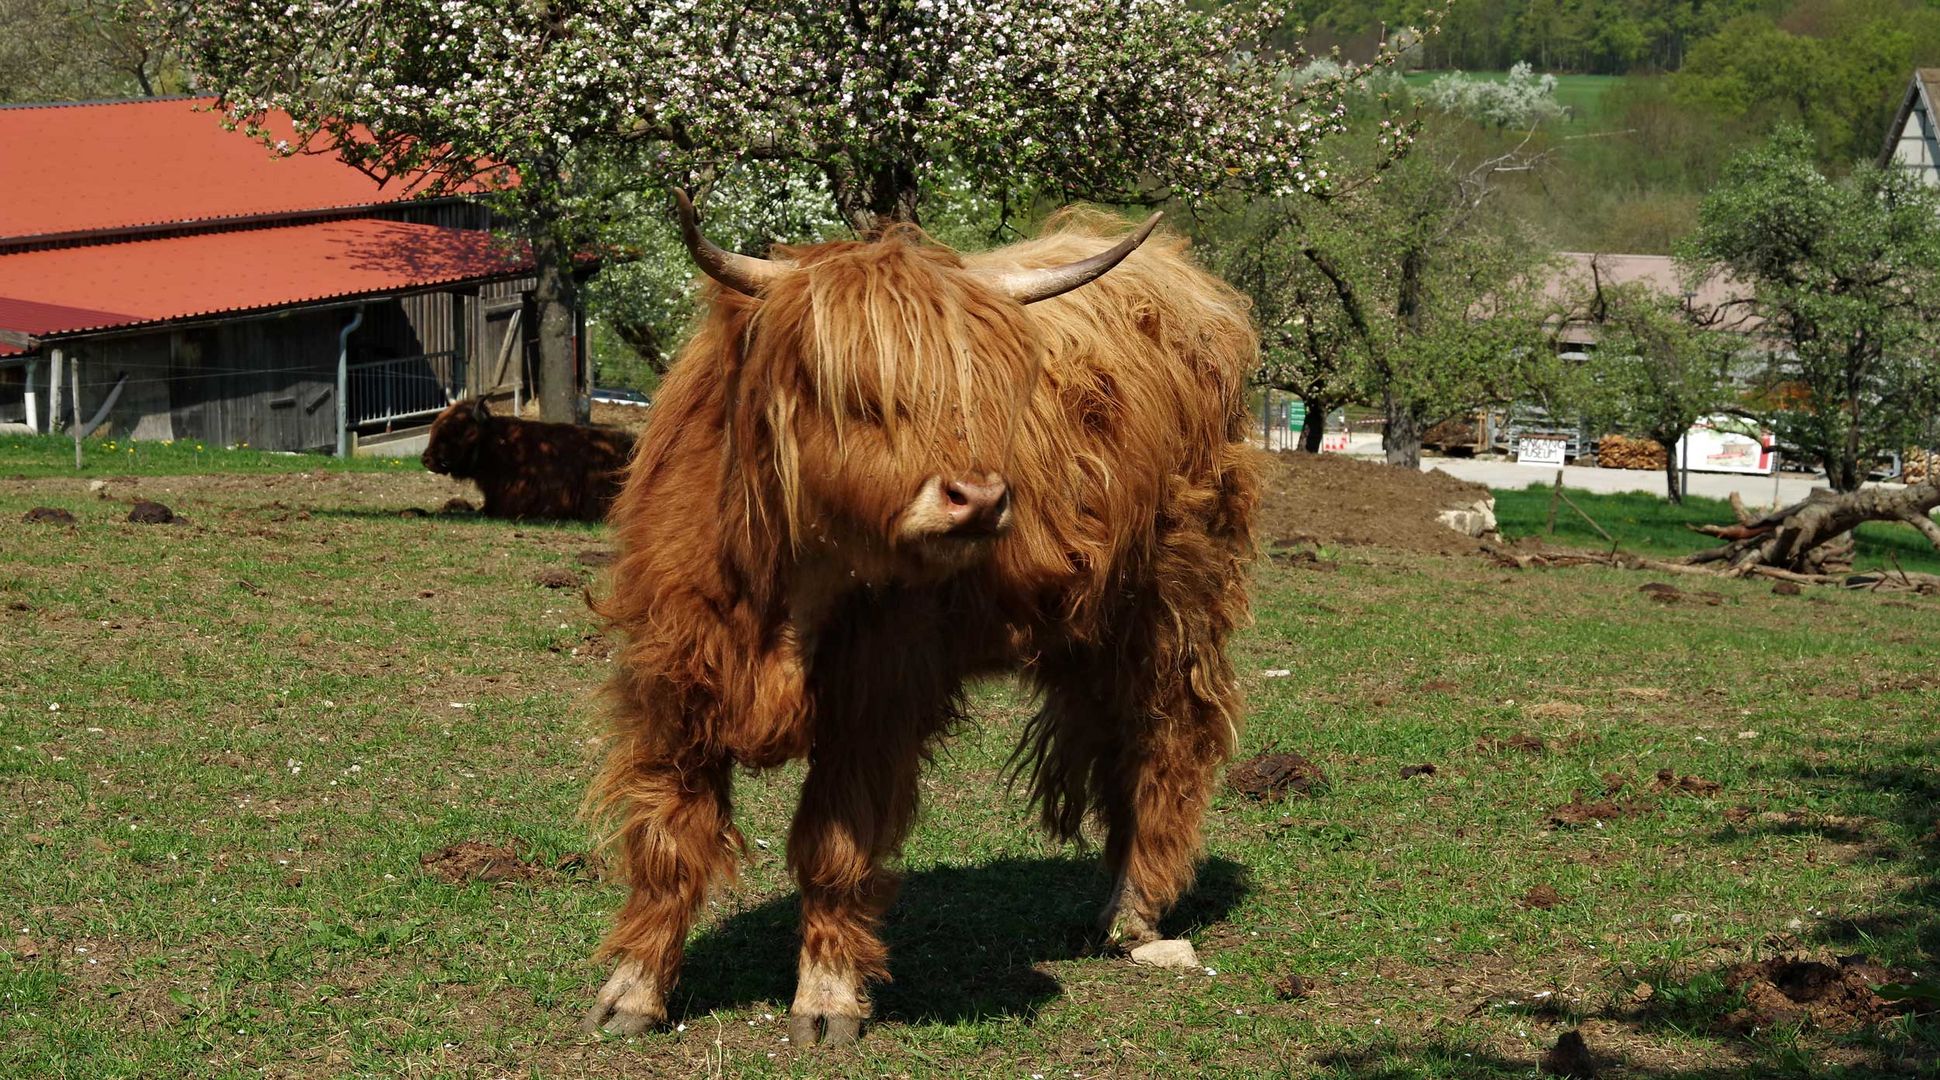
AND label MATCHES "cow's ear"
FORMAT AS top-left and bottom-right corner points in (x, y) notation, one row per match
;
(472, 397), (491, 421)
